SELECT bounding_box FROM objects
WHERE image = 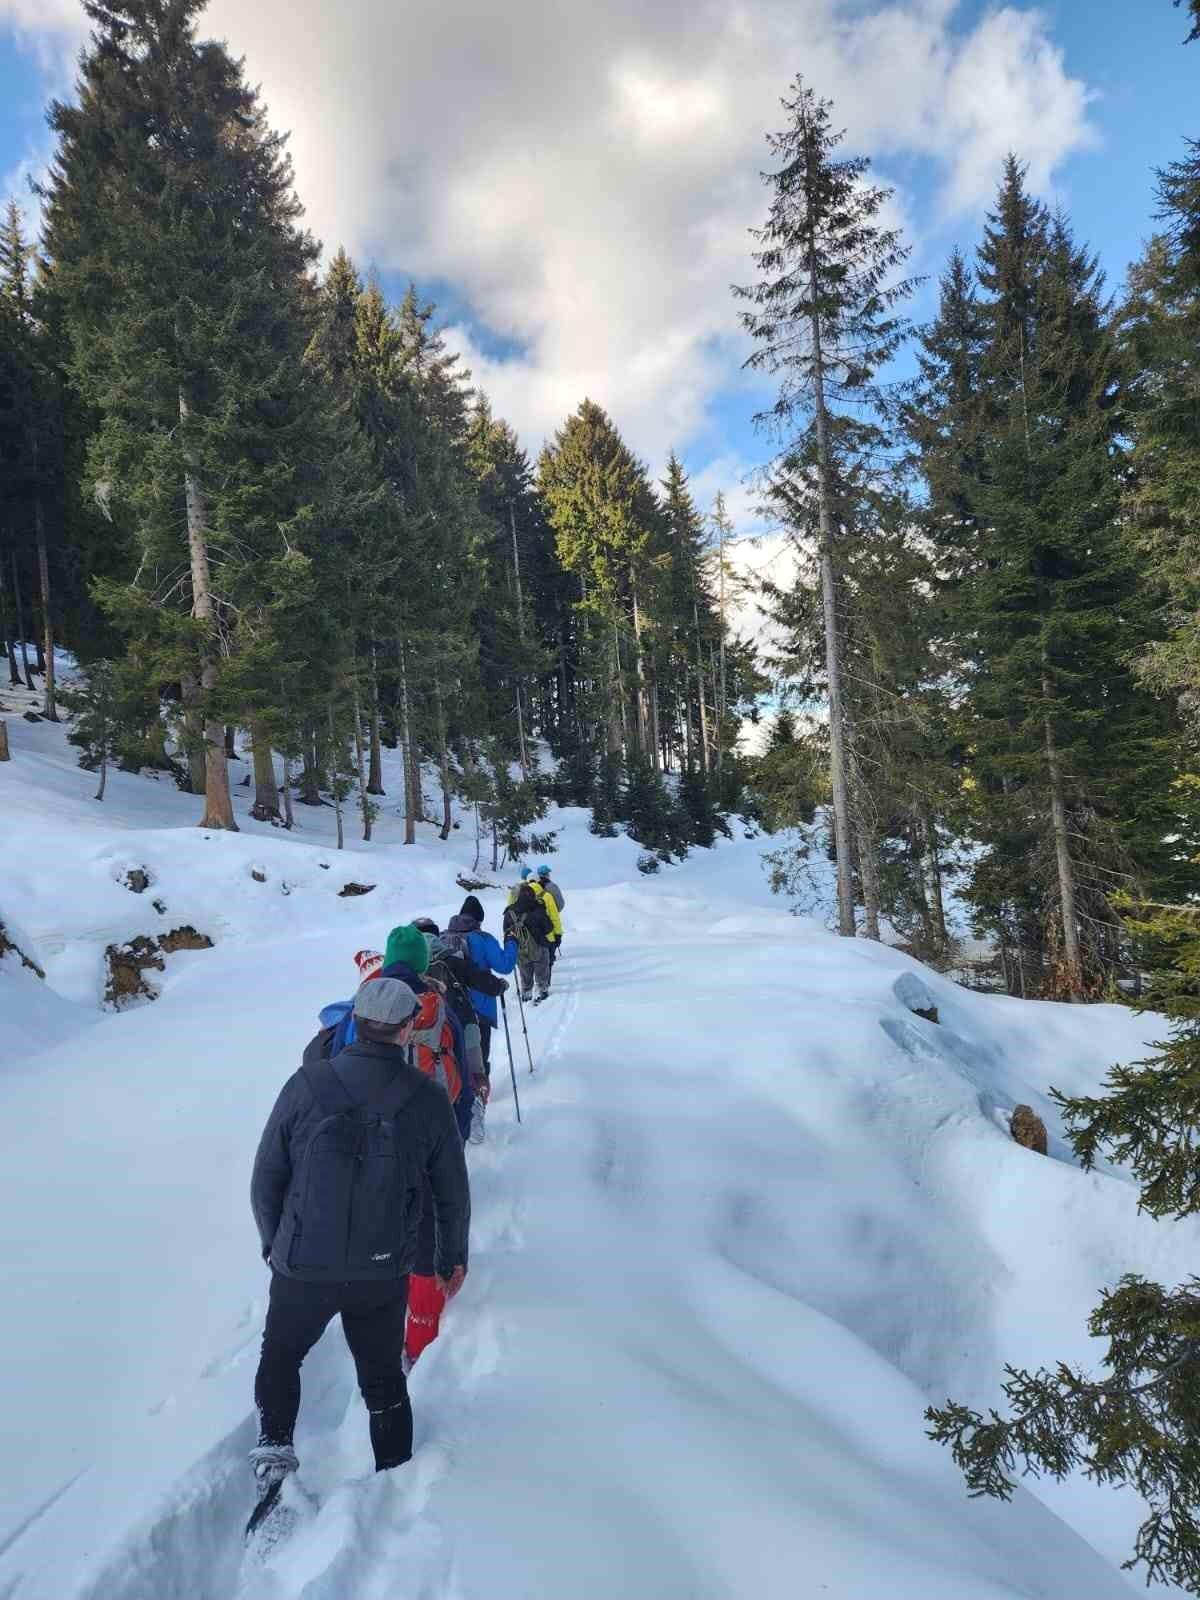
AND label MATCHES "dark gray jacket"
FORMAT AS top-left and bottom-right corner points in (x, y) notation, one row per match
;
(251, 1035), (470, 1282)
